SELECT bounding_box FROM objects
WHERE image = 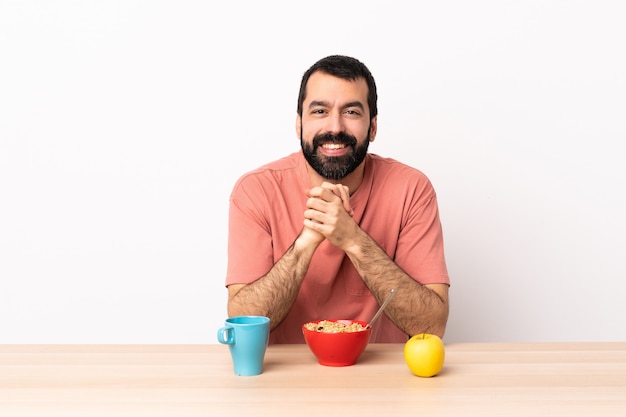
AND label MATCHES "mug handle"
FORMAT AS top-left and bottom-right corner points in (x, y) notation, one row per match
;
(217, 326), (235, 344)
